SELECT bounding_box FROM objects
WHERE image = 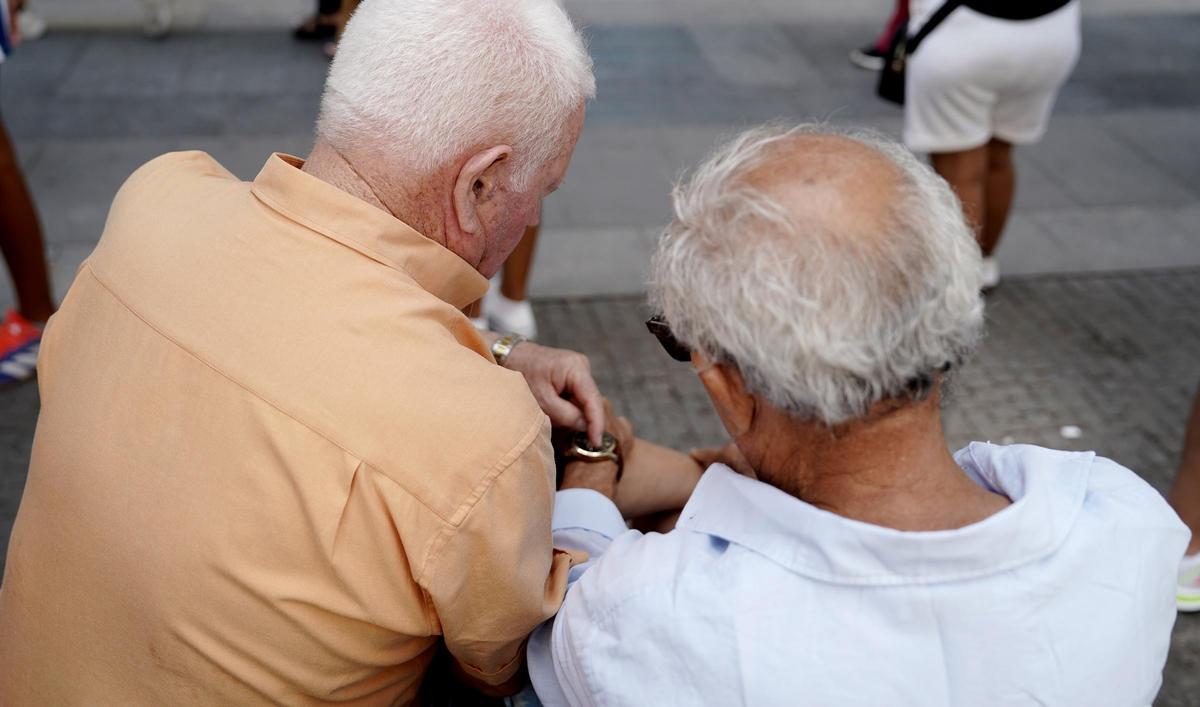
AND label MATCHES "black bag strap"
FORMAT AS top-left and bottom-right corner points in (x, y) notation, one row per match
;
(906, 0), (965, 55)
